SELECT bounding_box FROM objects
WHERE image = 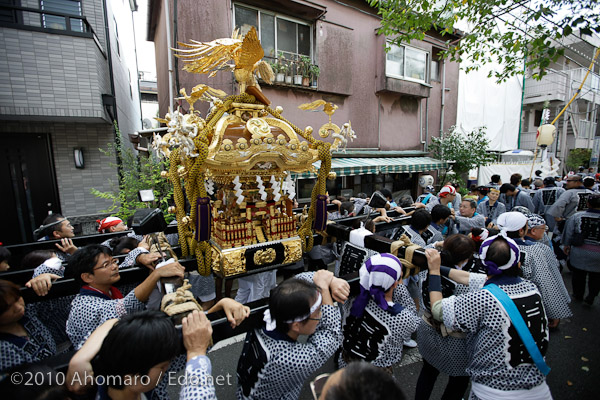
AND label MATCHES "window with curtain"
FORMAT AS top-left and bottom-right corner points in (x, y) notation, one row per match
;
(385, 43), (429, 84)
(234, 3), (312, 61)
